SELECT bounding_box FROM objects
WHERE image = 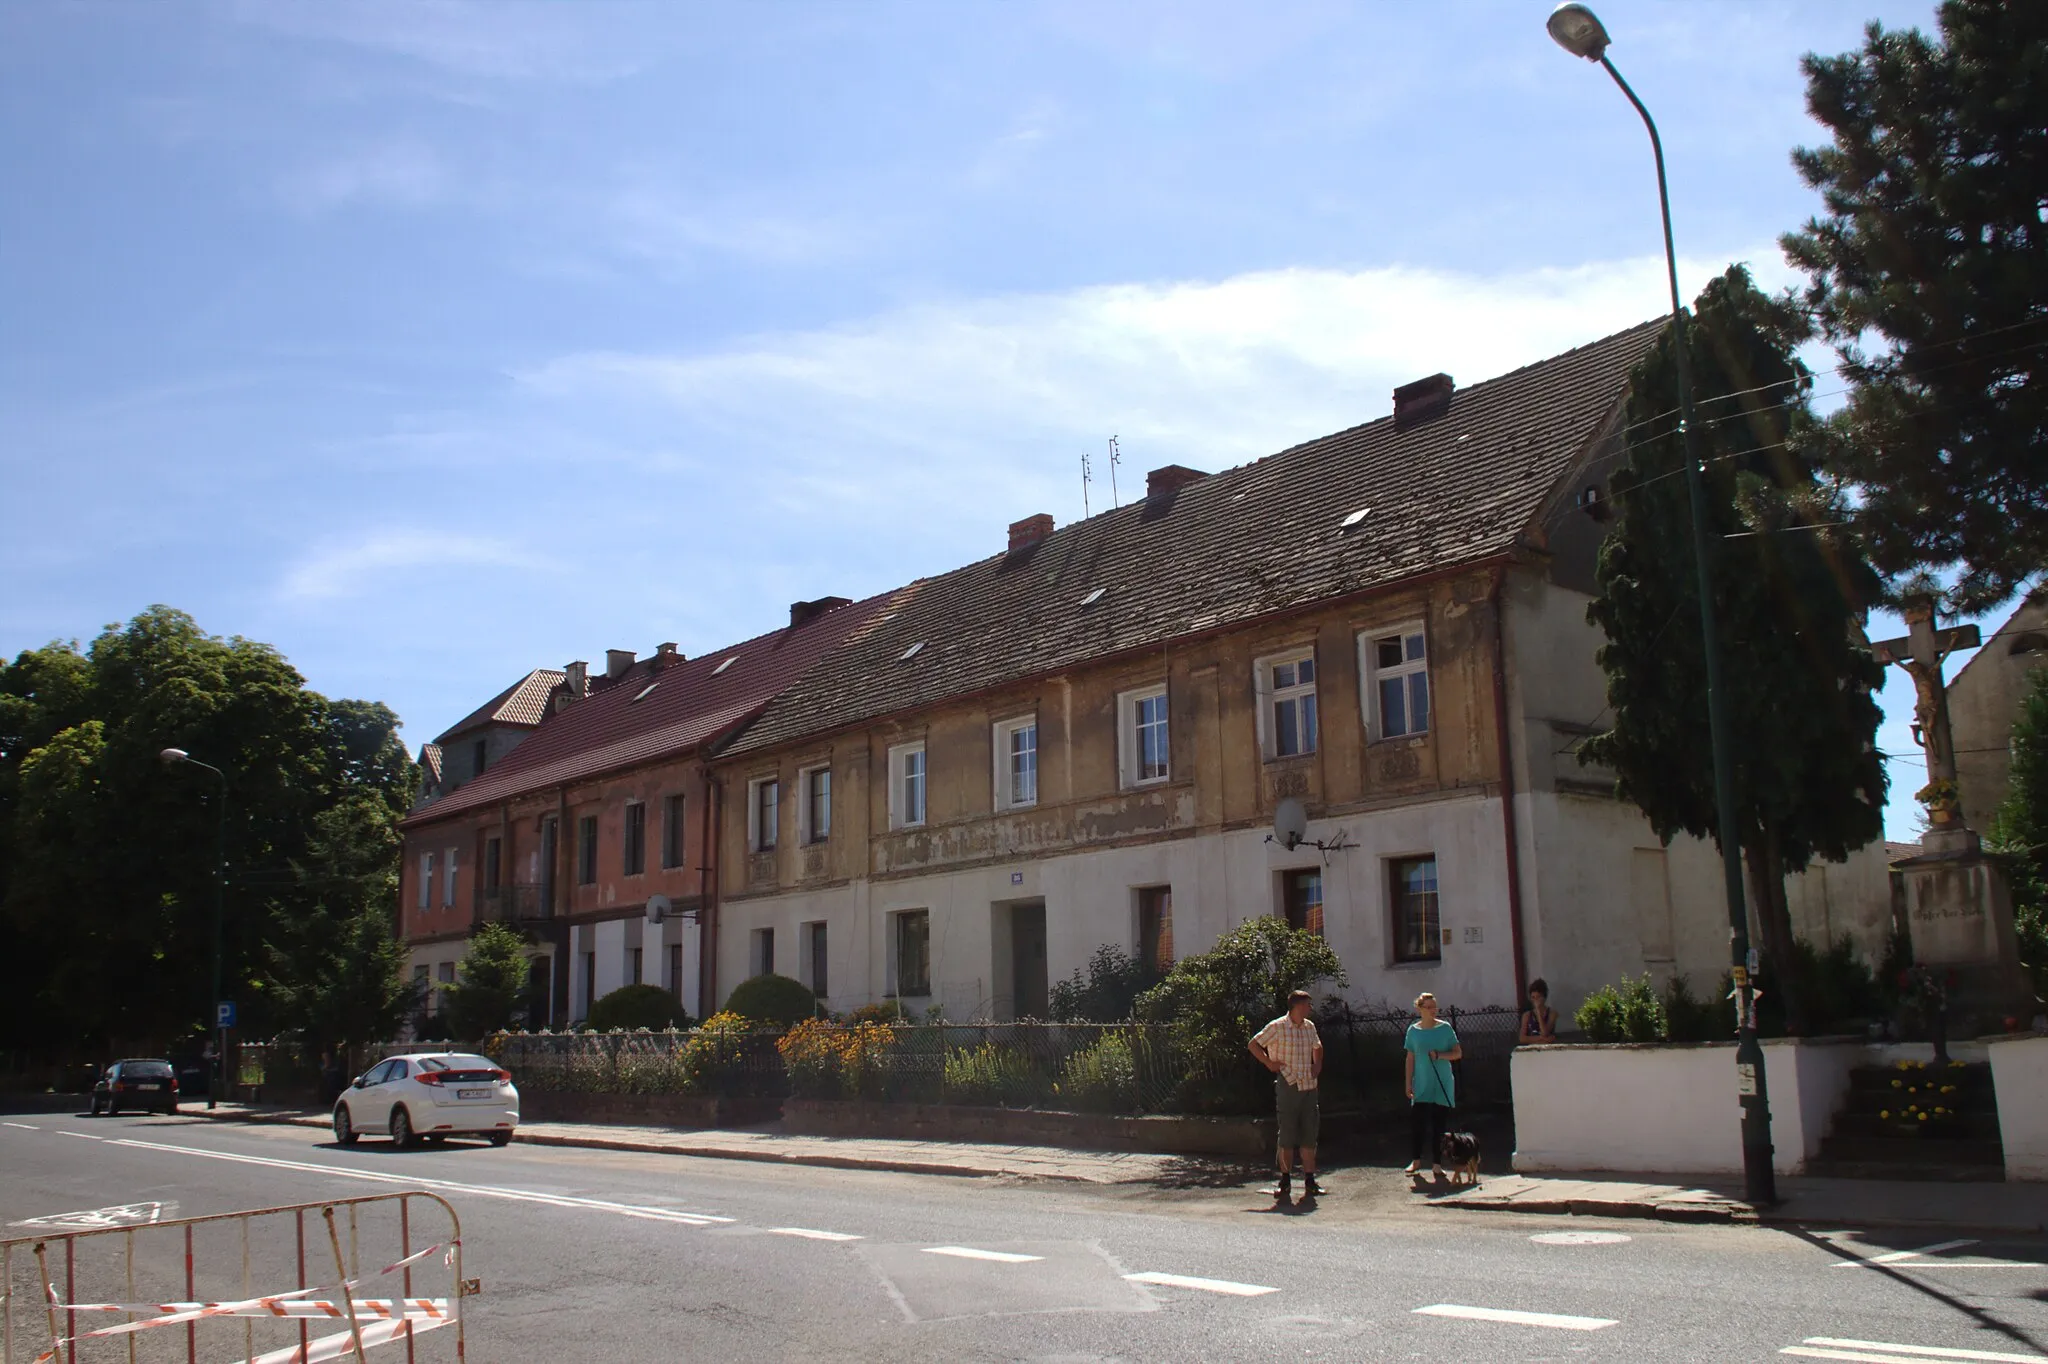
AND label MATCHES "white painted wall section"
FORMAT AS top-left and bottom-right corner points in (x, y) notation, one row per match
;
(1990, 1034), (2048, 1181)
